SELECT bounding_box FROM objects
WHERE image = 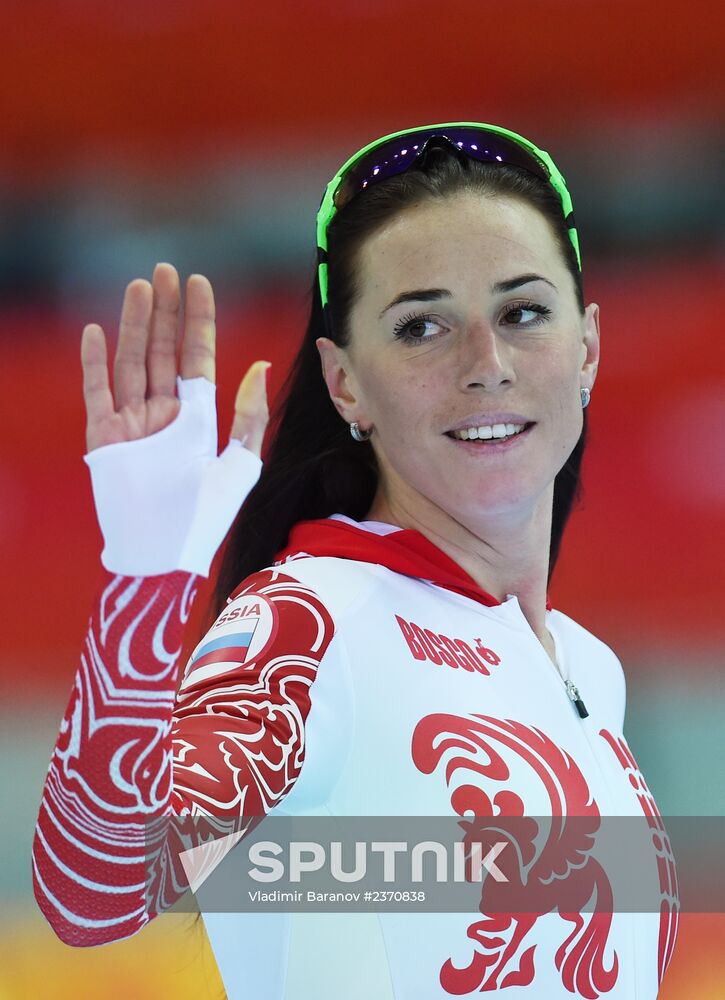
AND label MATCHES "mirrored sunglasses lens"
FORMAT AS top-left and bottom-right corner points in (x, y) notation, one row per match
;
(334, 139), (426, 208)
(334, 128), (549, 210)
